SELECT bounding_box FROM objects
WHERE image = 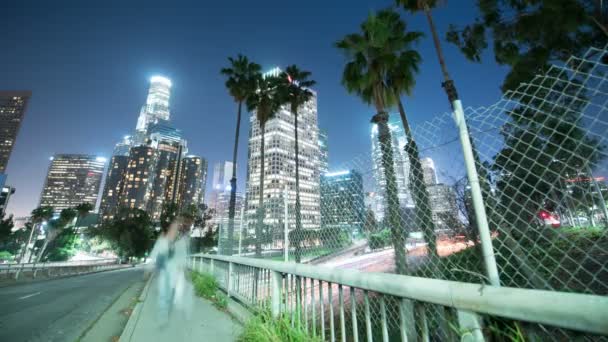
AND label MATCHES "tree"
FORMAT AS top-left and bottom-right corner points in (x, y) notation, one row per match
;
(335, 9), (410, 275)
(0, 212), (13, 246)
(277, 65), (316, 263)
(160, 202), (178, 233)
(221, 55), (261, 255)
(74, 202), (93, 229)
(363, 209), (379, 234)
(446, 0), (607, 92)
(36, 208), (76, 262)
(20, 206), (53, 263)
(44, 226), (78, 261)
(92, 208), (155, 260)
(246, 73), (285, 257)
